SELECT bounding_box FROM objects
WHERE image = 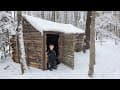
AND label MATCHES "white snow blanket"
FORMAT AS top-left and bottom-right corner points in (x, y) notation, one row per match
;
(23, 15), (84, 34)
(0, 39), (120, 79)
